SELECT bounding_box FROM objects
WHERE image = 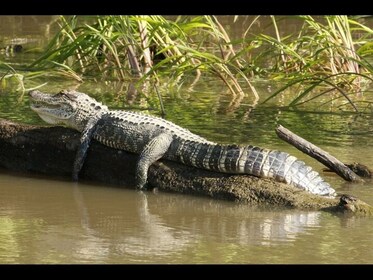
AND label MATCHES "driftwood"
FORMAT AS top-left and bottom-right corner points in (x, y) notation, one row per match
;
(276, 125), (363, 182)
(0, 118), (372, 215)
(344, 163), (372, 178)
